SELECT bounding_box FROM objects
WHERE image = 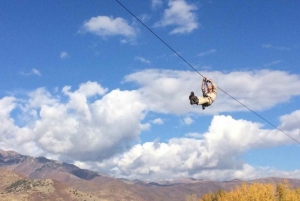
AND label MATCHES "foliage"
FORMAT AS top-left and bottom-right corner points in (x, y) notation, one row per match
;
(199, 181), (300, 201)
(185, 194), (198, 201)
(5, 179), (30, 193)
(4, 179), (52, 194)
